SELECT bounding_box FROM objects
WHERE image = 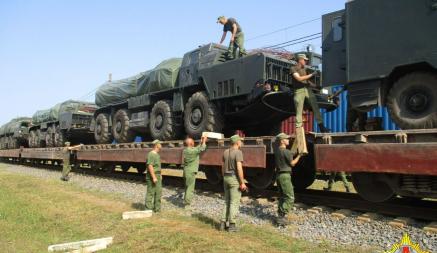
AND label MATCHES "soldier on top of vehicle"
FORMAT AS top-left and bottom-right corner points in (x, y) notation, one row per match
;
(217, 16), (247, 60)
(291, 53), (330, 133)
